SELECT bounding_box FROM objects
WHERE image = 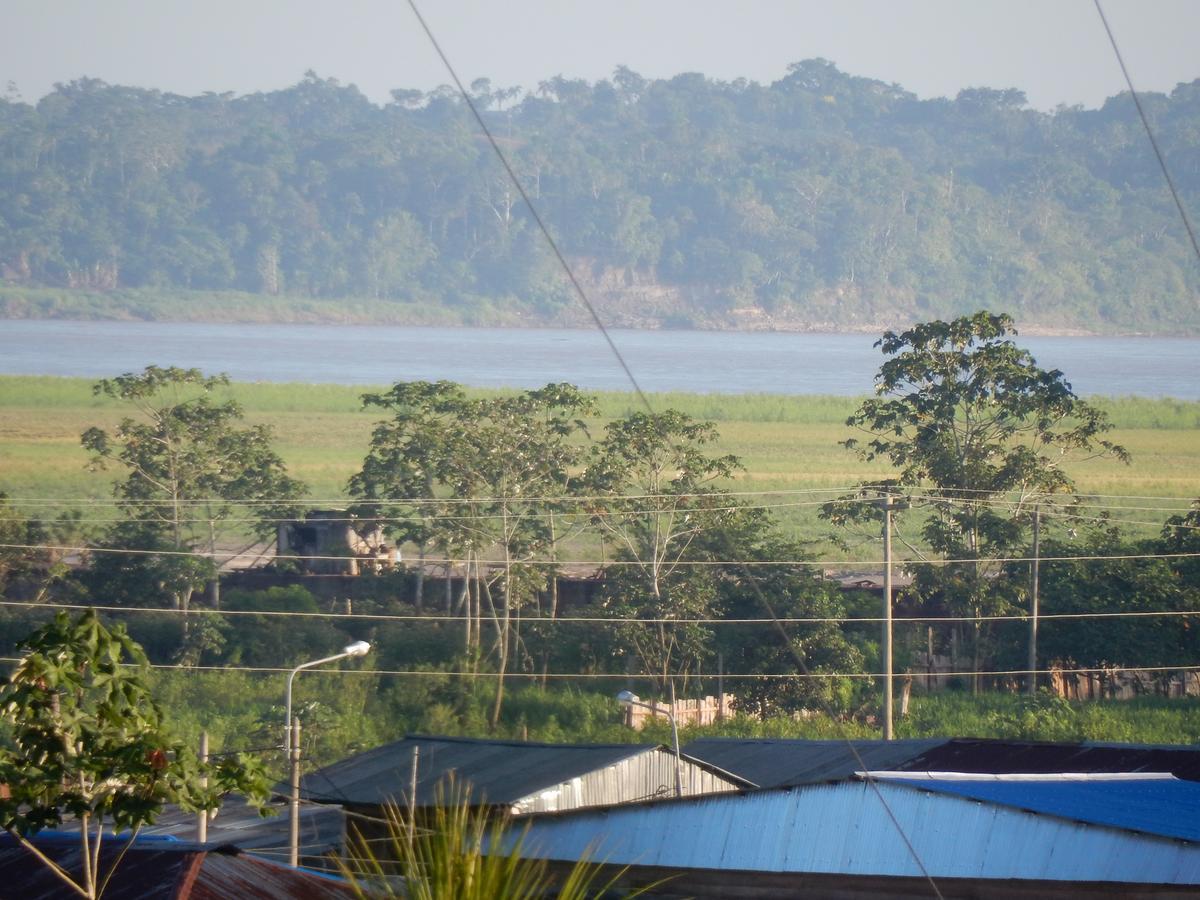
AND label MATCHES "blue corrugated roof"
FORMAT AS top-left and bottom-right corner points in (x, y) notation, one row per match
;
(887, 776), (1200, 842)
(515, 780), (1200, 885)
